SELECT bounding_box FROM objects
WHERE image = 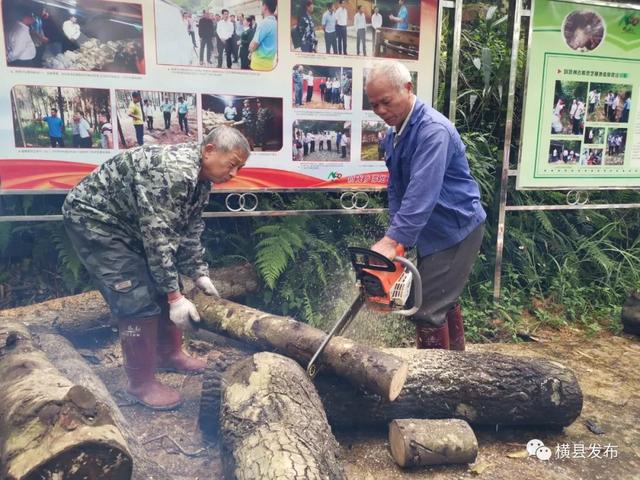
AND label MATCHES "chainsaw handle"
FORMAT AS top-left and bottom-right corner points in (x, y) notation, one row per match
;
(392, 256), (422, 316)
(348, 246), (396, 272)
